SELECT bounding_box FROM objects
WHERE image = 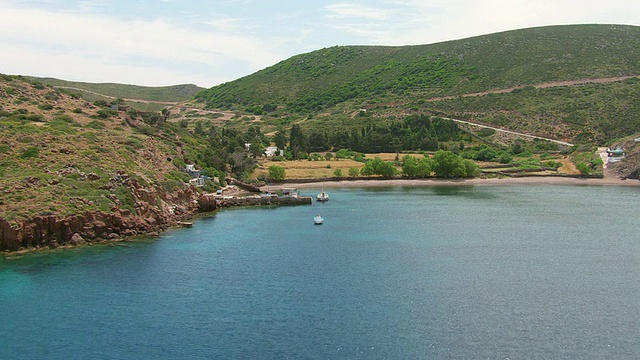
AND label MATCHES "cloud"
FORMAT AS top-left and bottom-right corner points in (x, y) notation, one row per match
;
(325, 3), (394, 20)
(335, 0), (640, 46)
(0, 6), (283, 86)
